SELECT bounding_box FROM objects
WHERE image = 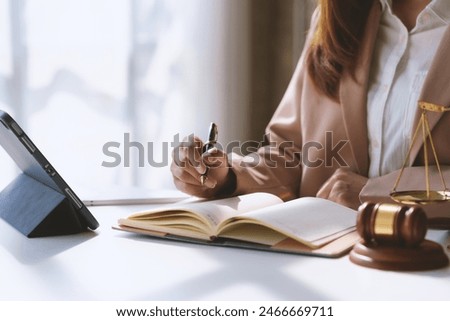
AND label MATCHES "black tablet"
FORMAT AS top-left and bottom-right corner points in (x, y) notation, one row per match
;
(0, 110), (99, 234)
